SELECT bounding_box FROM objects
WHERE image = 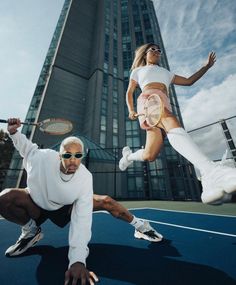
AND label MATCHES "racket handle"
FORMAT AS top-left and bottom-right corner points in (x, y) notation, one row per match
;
(0, 119), (37, 126)
(21, 122), (38, 126)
